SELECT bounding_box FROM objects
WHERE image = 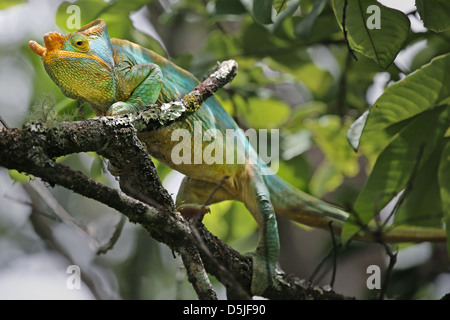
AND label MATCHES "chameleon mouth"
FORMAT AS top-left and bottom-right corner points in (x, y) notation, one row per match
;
(29, 32), (66, 56)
